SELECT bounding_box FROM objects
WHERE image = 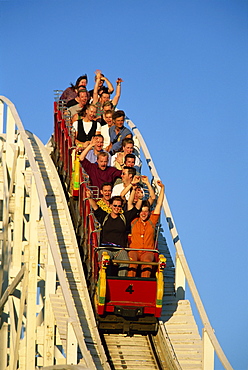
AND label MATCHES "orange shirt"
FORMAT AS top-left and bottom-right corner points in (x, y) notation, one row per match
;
(129, 212), (160, 250)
